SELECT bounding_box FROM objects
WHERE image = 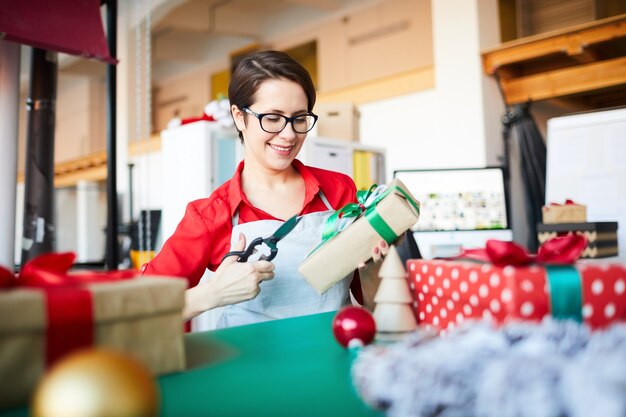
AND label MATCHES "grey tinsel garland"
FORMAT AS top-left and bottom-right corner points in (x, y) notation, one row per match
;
(352, 319), (626, 417)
